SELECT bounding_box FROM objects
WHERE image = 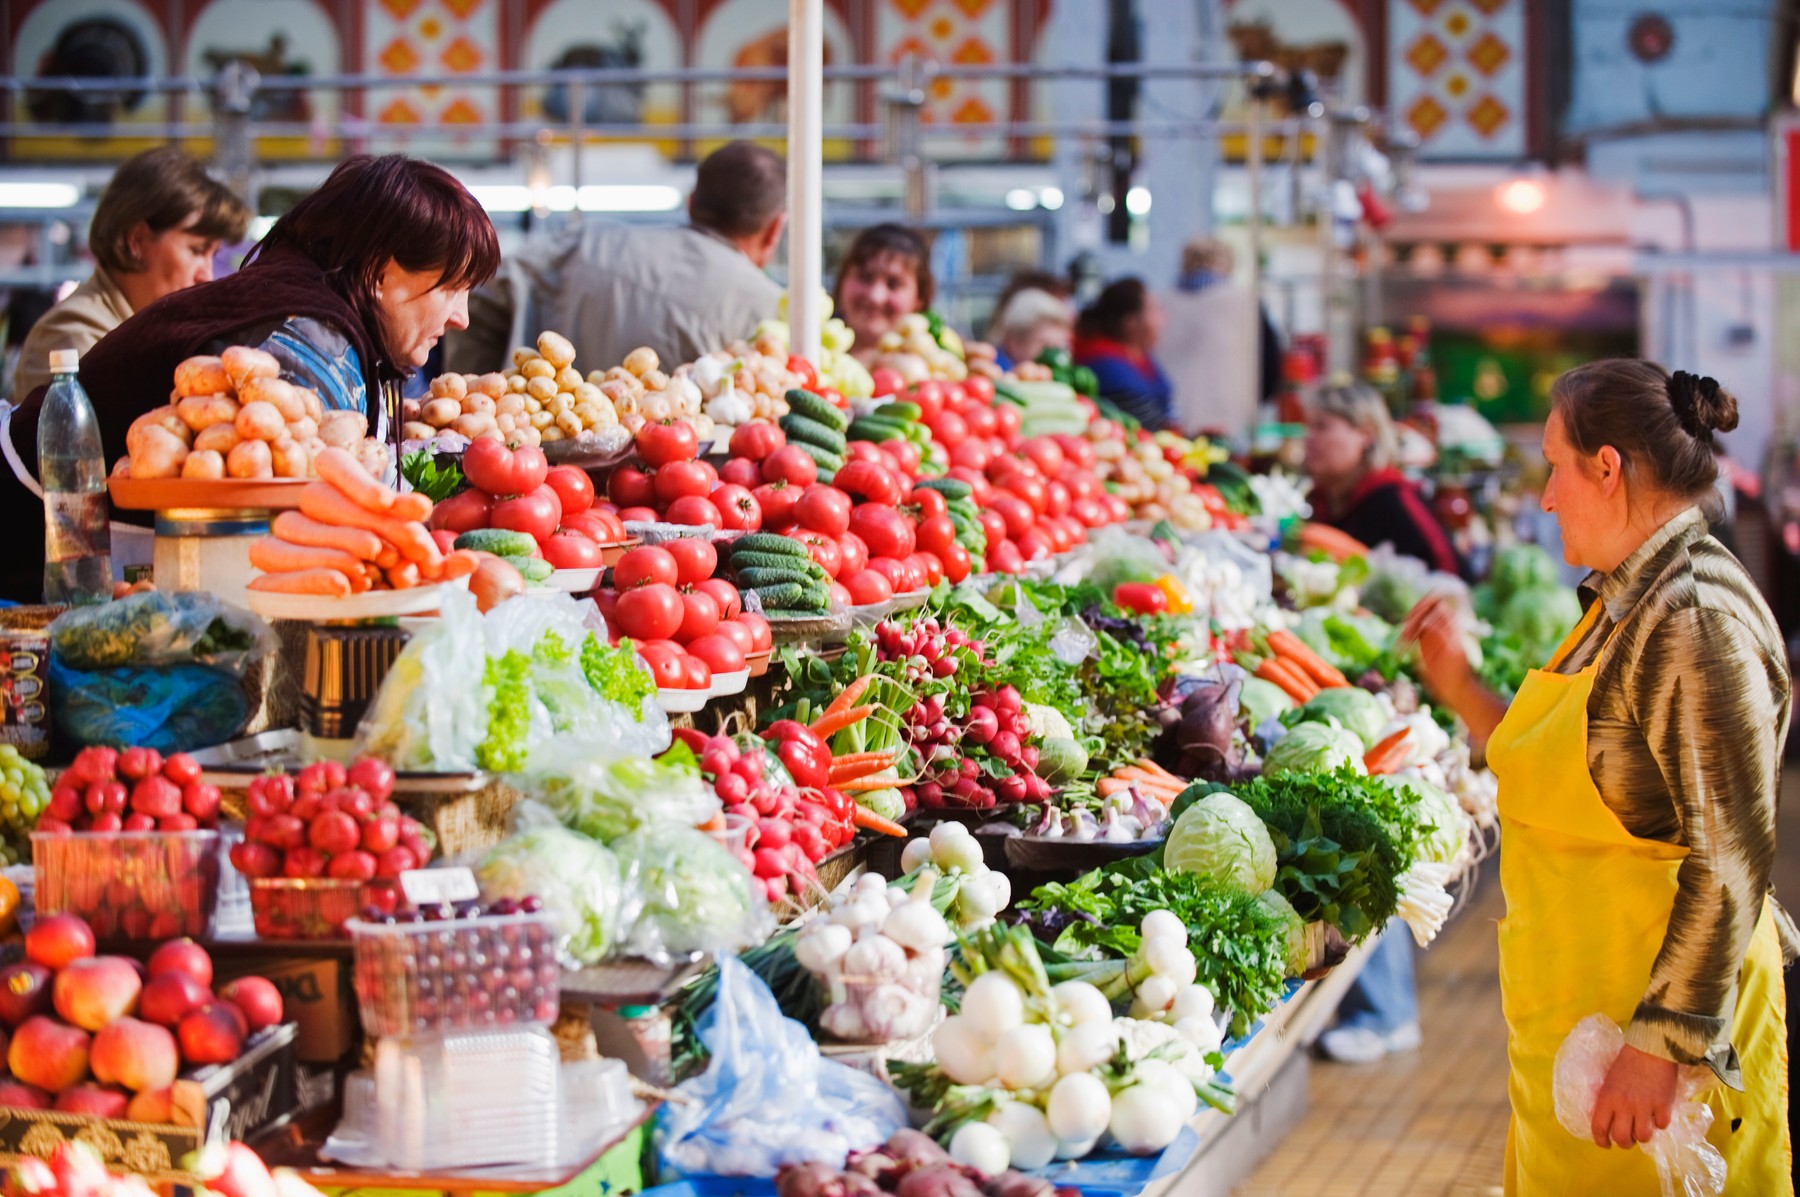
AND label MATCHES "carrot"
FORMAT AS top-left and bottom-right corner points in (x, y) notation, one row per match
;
(440, 549), (481, 579)
(820, 675), (877, 723)
(271, 511), (383, 561)
(1363, 728), (1411, 775)
(850, 805), (908, 837)
(838, 775), (903, 793)
(1114, 770), (1183, 798)
(314, 447), (397, 512)
(1268, 631), (1351, 688)
(246, 568), (351, 598)
(810, 704), (877, 740)
(829, 749), (903, 783)
(1255, 657), (1316, 703)
(696, 811), (726, 834)
(298, 482), (441, 568)
(1132, 758), (1186, 785)
(1097, 777), (1139, 797)
(385, 561), (421, 589)
(345, 567), (373, 594)
(249, 536), (364, 577)
(390, 491), (432, 522)
(1296, 522), (1369, 562)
